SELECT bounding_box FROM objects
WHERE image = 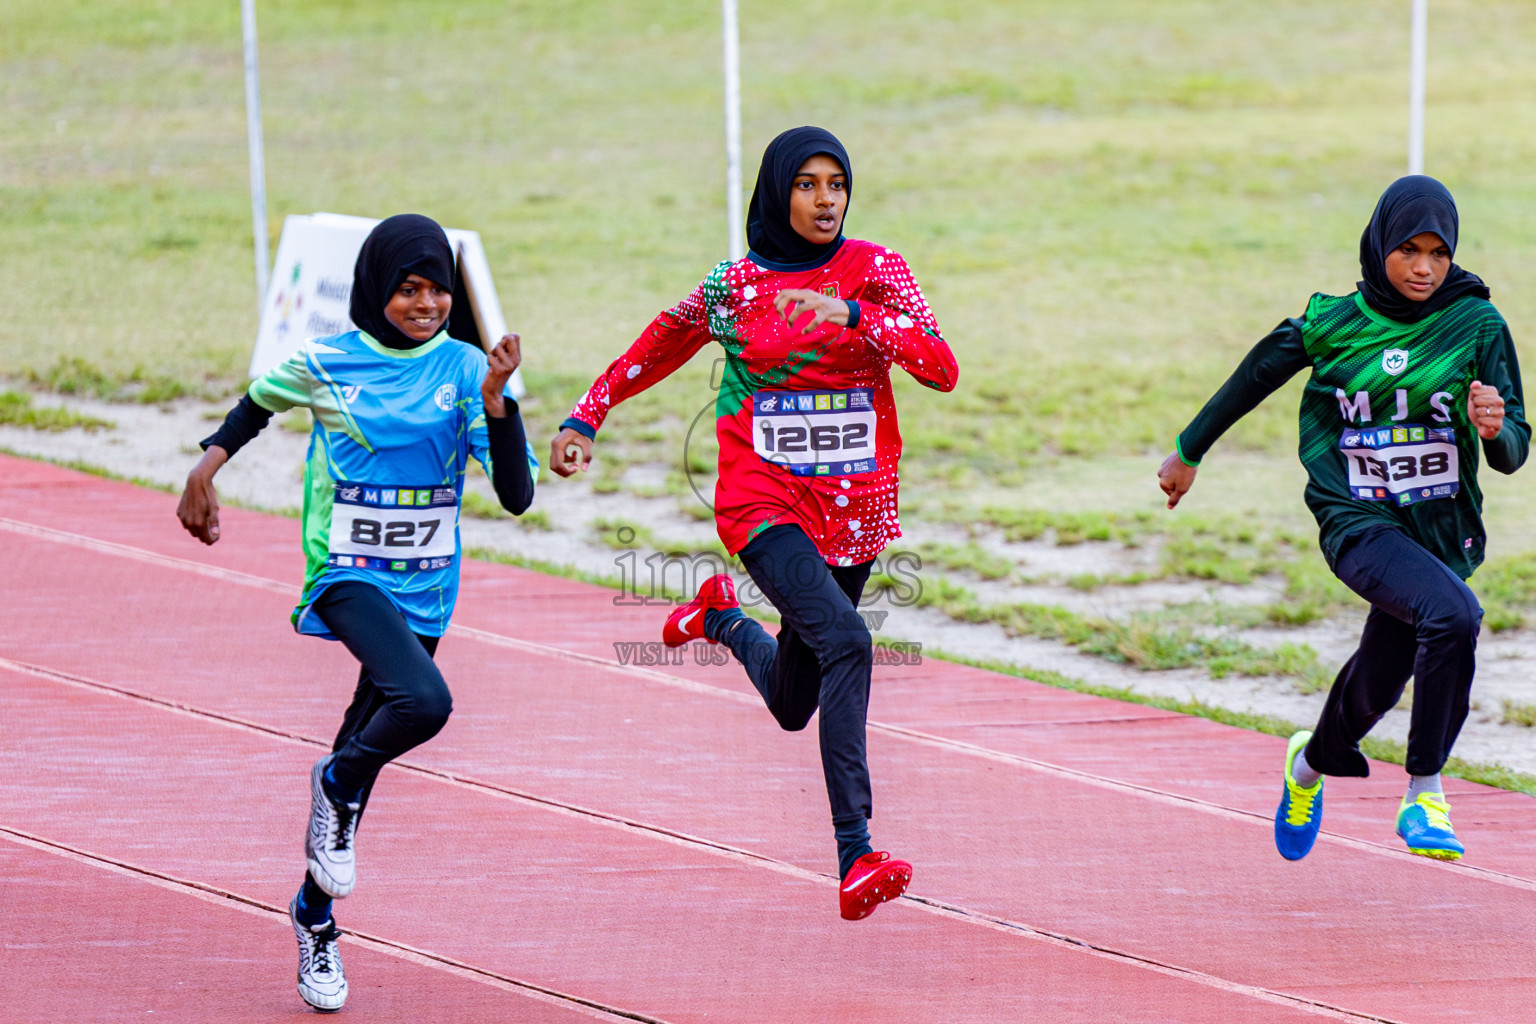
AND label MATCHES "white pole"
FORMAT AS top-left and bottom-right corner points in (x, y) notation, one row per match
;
(242, 0), (271, 309)
(722, 0), (744, 261)
(1408, 0), (1427, 175)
